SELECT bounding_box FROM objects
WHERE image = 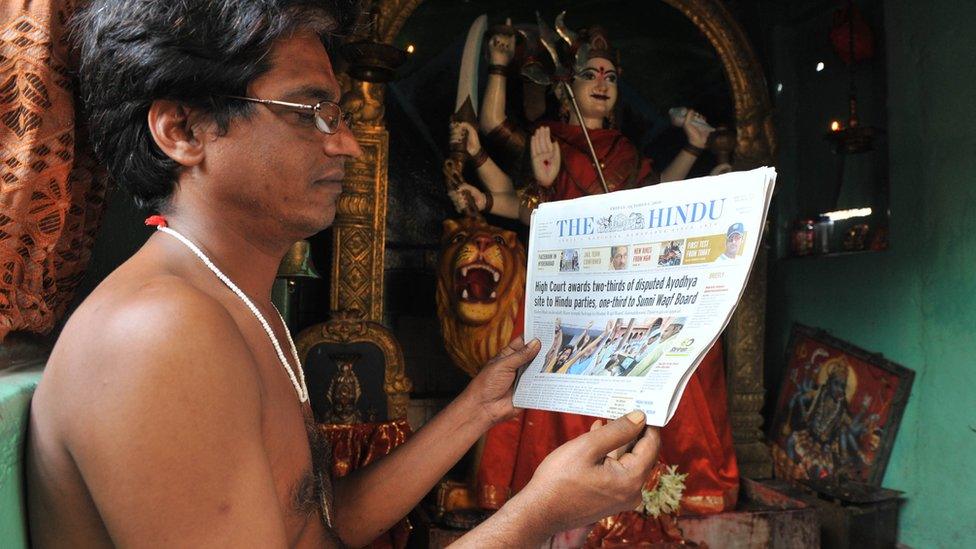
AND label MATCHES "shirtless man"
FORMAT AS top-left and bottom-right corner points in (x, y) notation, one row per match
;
(26, 1), (660, 547)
